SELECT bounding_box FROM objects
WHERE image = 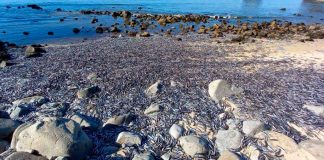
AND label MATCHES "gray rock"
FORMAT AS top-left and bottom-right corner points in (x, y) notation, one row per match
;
(179, 135), (209, 157)
(216, 130), (243, 153)
(0, 140), (9, 153)
(242, 120), (265, 136)
(144, 103), (162, 115)
(226, 119), (240, 130)
(132, 152), (155, 160)
(9, 106), (30, 119)
(145, 80), (162, 98)
(169, 124), (184, 139)
(12, 96), (48, 107)
(161, 153), (171, 160)
(116, 132), (142, 146)
(25, 46), (43, 58)
(11, 117), (92, 160)
(303, 104), (324, 117)
(0, 118), (21, 138)
(218, 151), (240, 160)
(104, 114), (133, 126)
(77, 86), (101, 99)
(5, 152), (47, 160)
(299, 140), (324, 160)
(208, 80), (243, 103)
(37, 102), (69, 117)
(0, 60), (6, 68)
(70, 113), (99, 130)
